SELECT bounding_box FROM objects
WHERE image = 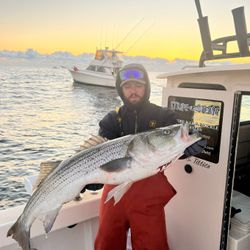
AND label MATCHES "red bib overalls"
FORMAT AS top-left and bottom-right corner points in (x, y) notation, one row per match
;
(95, 172), (176, 250)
